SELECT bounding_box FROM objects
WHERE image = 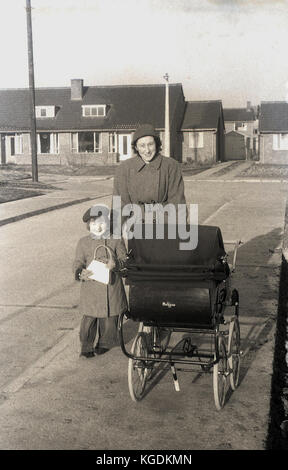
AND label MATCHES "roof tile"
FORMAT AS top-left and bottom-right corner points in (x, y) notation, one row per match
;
(181, 101), (223, 130)
(259, 101), (288, 132)
(0, 84), (183, 132)
(224, 108), (255, 122)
